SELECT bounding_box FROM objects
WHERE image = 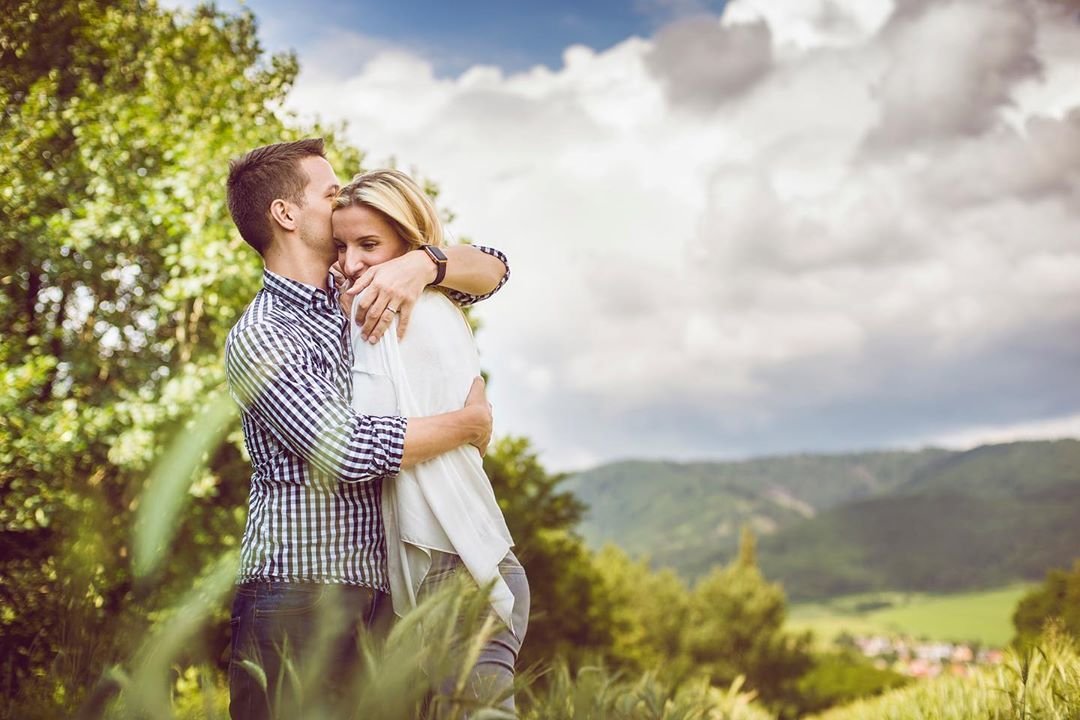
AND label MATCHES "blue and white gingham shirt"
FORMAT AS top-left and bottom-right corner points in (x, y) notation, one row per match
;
(225, 248), (509, 590)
